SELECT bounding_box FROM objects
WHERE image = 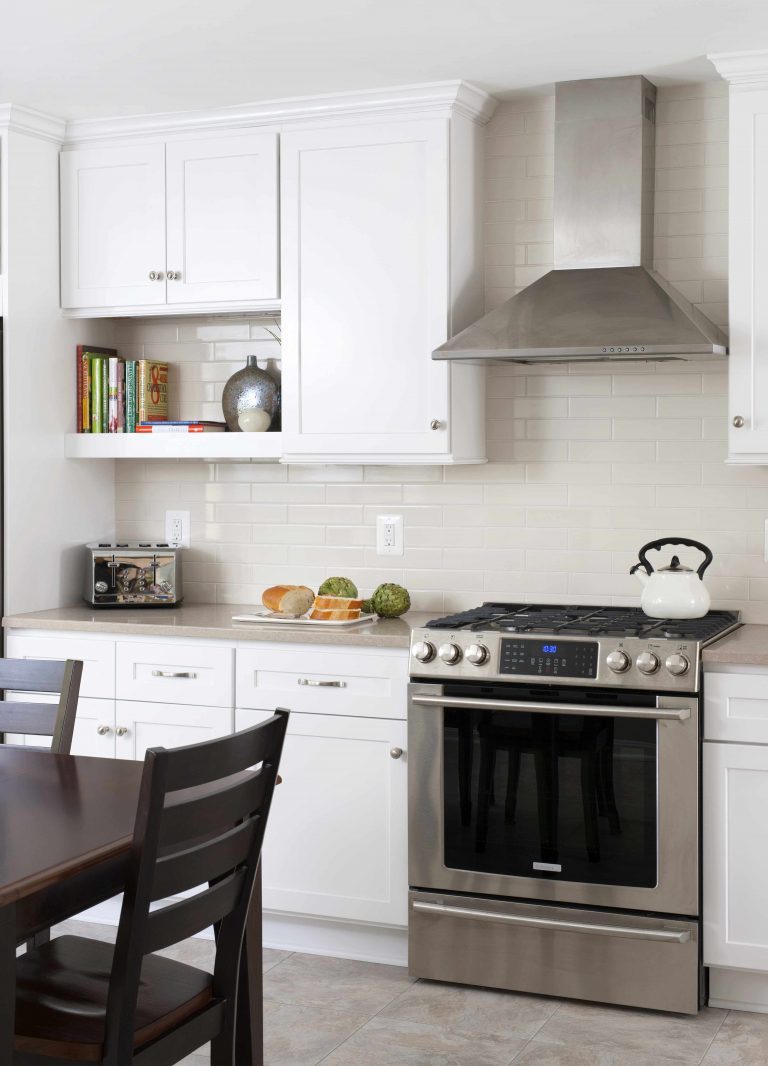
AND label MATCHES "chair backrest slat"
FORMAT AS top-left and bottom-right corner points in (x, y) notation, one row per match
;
(159, 769), (269, 847)
(0, 658), (82, 754)
(162, 717), (288, 791)
(151, 818), (259, 901)
(144, 869), (247, 953)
